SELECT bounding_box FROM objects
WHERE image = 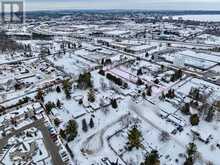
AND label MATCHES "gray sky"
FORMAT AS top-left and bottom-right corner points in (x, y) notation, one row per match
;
(24, 0), (220, 11)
